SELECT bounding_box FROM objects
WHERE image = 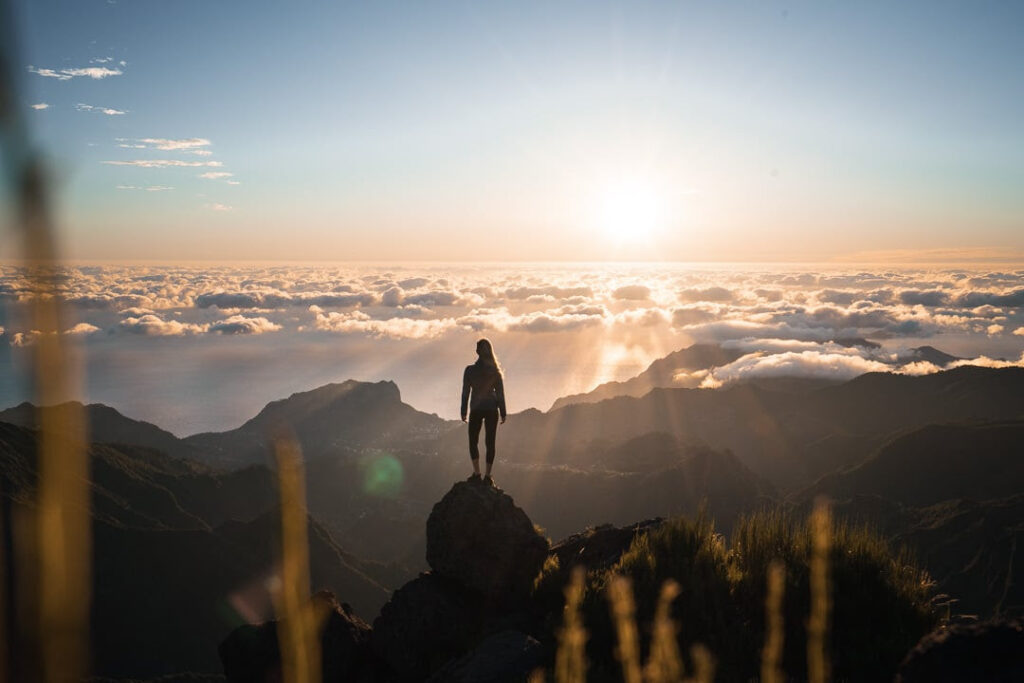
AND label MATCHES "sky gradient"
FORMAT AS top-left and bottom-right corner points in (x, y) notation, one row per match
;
(6, 1), (1024, 261)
